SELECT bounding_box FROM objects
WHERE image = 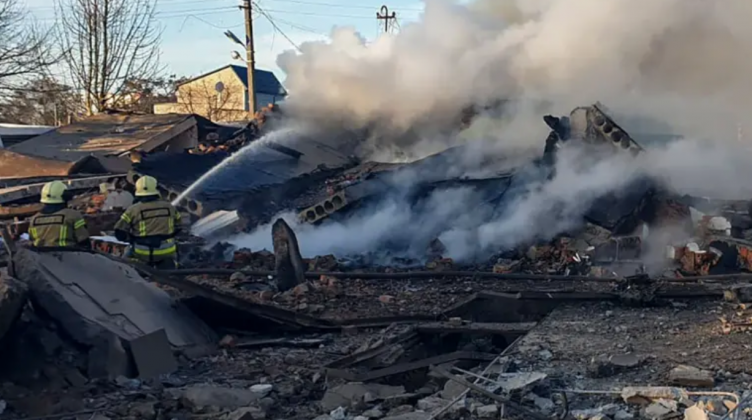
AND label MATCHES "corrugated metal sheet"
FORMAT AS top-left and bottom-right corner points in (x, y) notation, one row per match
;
(9, 113), (195, 162)
(0, 149), (99, 180)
